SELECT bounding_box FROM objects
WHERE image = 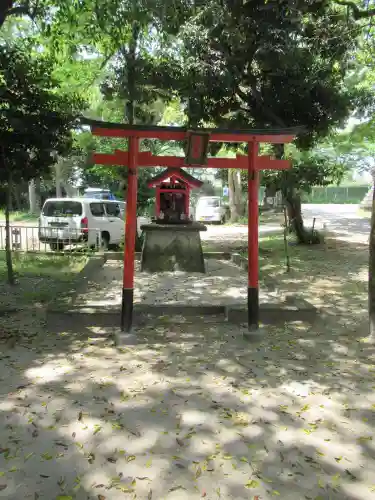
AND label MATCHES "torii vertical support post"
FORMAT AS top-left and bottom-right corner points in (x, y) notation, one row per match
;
(121, 136), (138, 332)
(247, 141), (260, 331)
